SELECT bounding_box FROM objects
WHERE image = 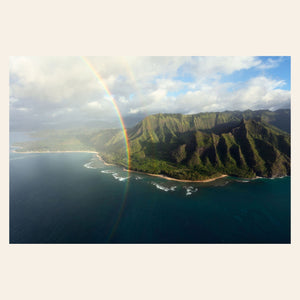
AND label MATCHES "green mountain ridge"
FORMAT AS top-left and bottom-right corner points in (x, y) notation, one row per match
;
(90, 109), (291, 180)
(14, 109), (291, 181)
